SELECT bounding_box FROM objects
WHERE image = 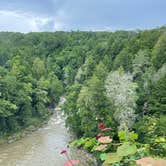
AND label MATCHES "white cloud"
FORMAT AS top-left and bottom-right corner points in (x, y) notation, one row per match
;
(53, 20), (65, 31)
(0, 10), (58, 32)
(53, 10), (66, 30)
